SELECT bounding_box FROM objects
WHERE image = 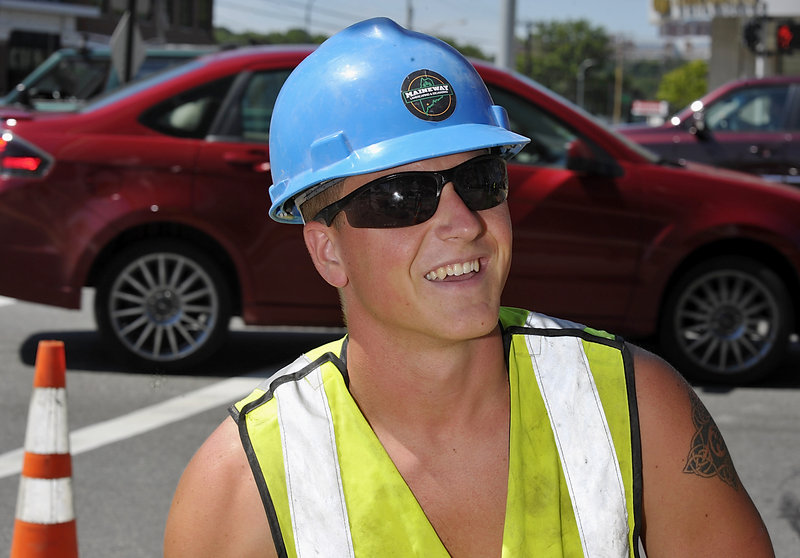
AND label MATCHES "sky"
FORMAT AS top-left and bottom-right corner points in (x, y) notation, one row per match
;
(213, 0), (663, 58)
